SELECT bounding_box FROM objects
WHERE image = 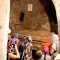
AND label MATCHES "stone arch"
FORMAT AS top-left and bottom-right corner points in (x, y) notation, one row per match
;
(39, 0), (58, 34)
